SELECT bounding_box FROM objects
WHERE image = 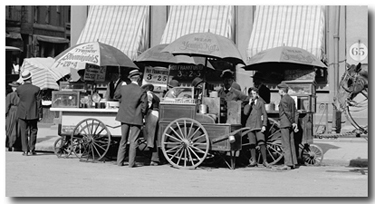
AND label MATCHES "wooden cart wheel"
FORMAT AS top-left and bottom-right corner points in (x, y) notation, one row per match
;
(301, 144), (324, 166)
(53, 137), (71, 158)
(70, 118), (111, 162)
(161, 118), (209, 169)
(257, 118), (284, 165)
